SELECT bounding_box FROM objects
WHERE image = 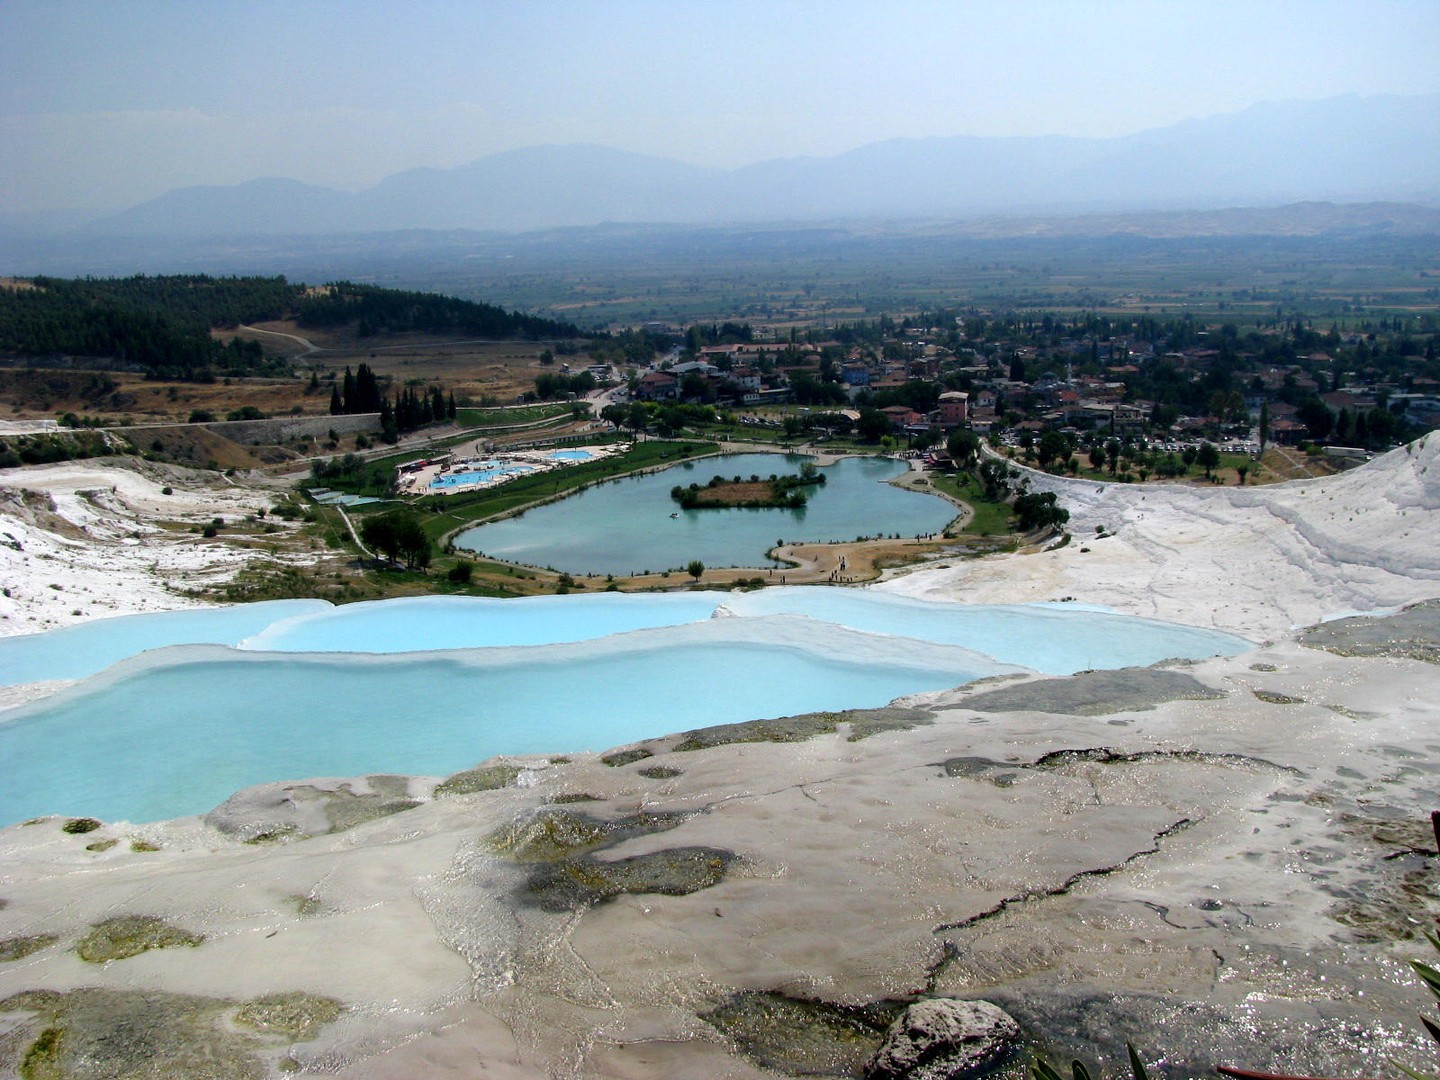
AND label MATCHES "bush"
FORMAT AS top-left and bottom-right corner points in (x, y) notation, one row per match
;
(447, 561), (474, 584)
